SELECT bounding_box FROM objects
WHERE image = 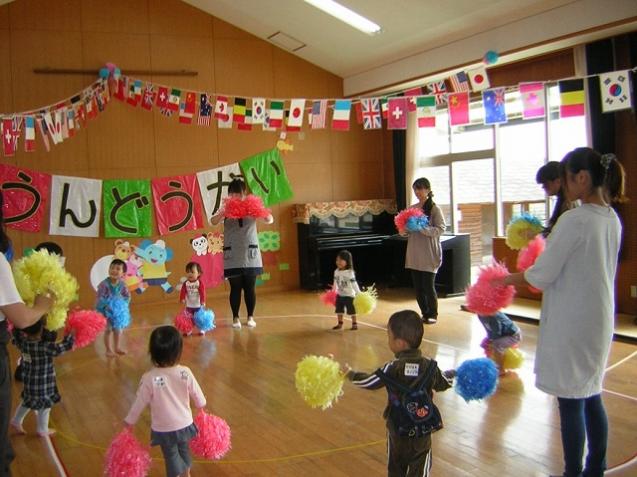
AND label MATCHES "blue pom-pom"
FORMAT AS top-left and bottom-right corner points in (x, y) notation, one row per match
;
(113, 67), (121, 80)
(483, 50), (499, 65)
(406, 215), (429, 232)
(510, 212), (542, 229)
(107, 297), (131, 331)
(194, 308), (215, 332)
(455, 358), (498, 402)
(99, 67), (109, 79)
